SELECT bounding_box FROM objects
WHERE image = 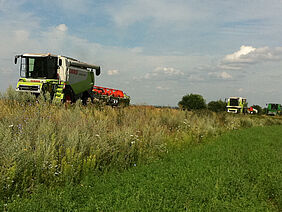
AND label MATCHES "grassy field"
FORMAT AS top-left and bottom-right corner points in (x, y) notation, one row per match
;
(0, 88), (282, 210)
(2, 125), (282, 211)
